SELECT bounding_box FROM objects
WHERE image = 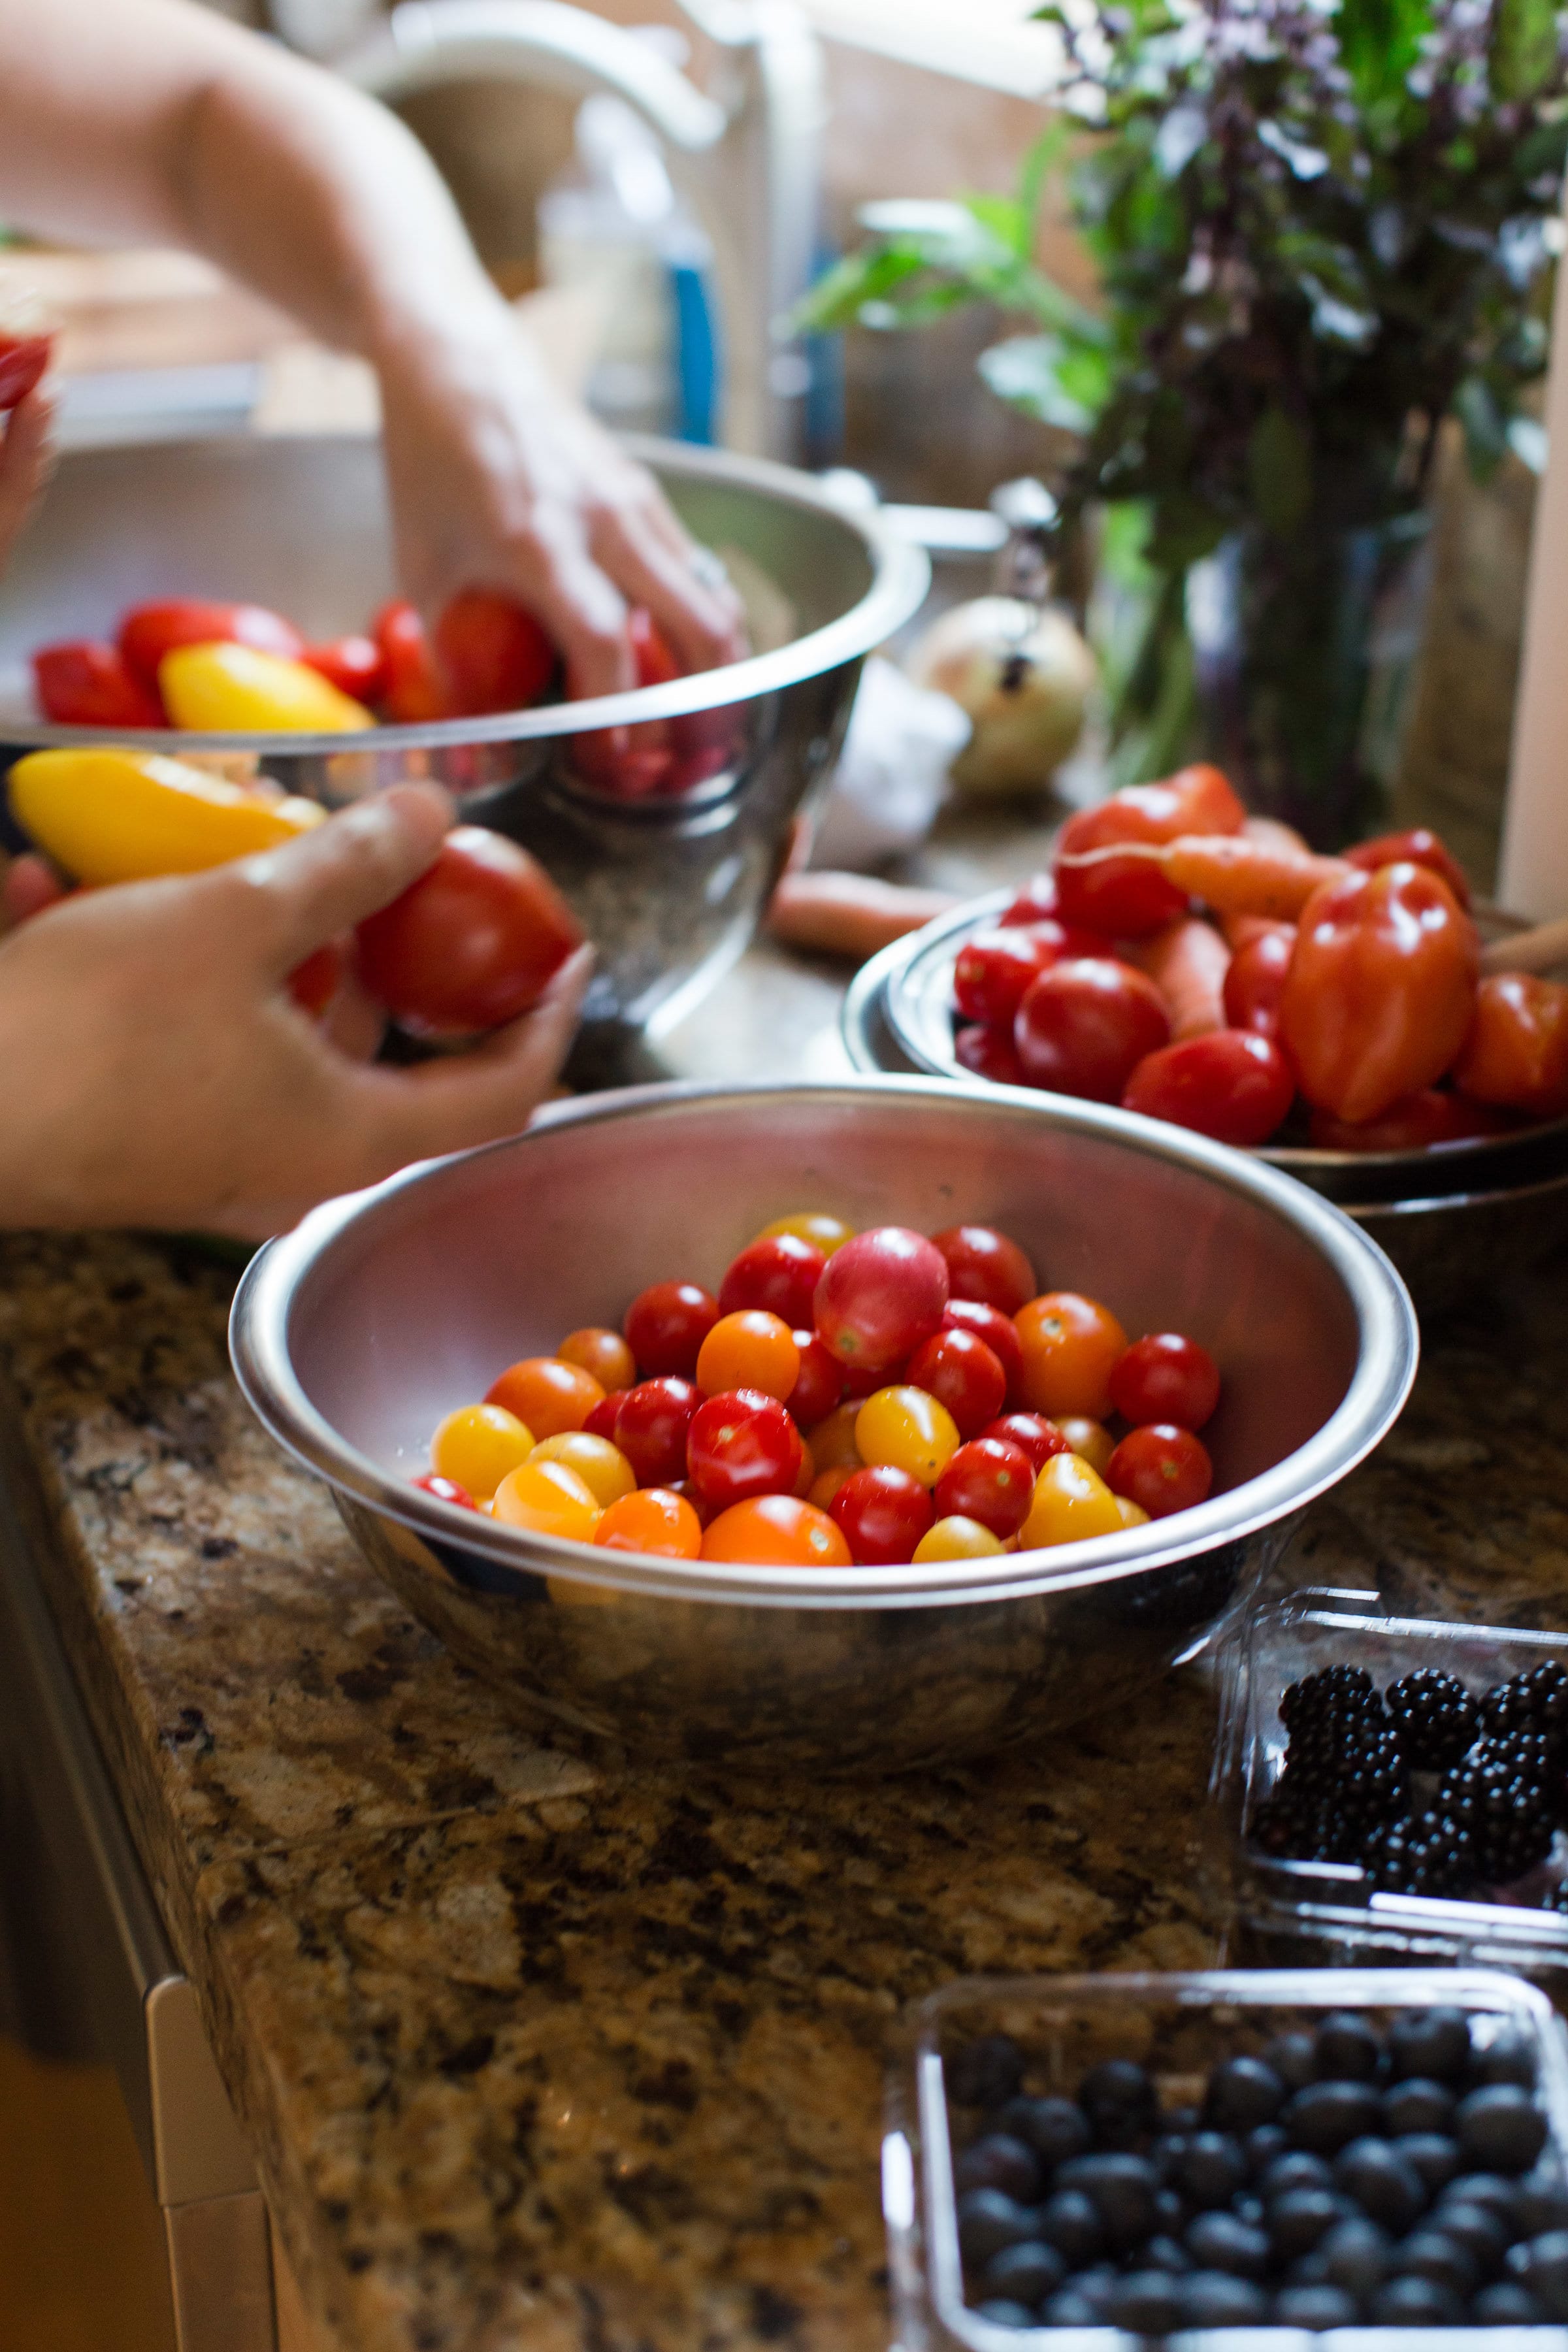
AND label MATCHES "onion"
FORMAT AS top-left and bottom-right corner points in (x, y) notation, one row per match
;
(905, 595), (1095, 796)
